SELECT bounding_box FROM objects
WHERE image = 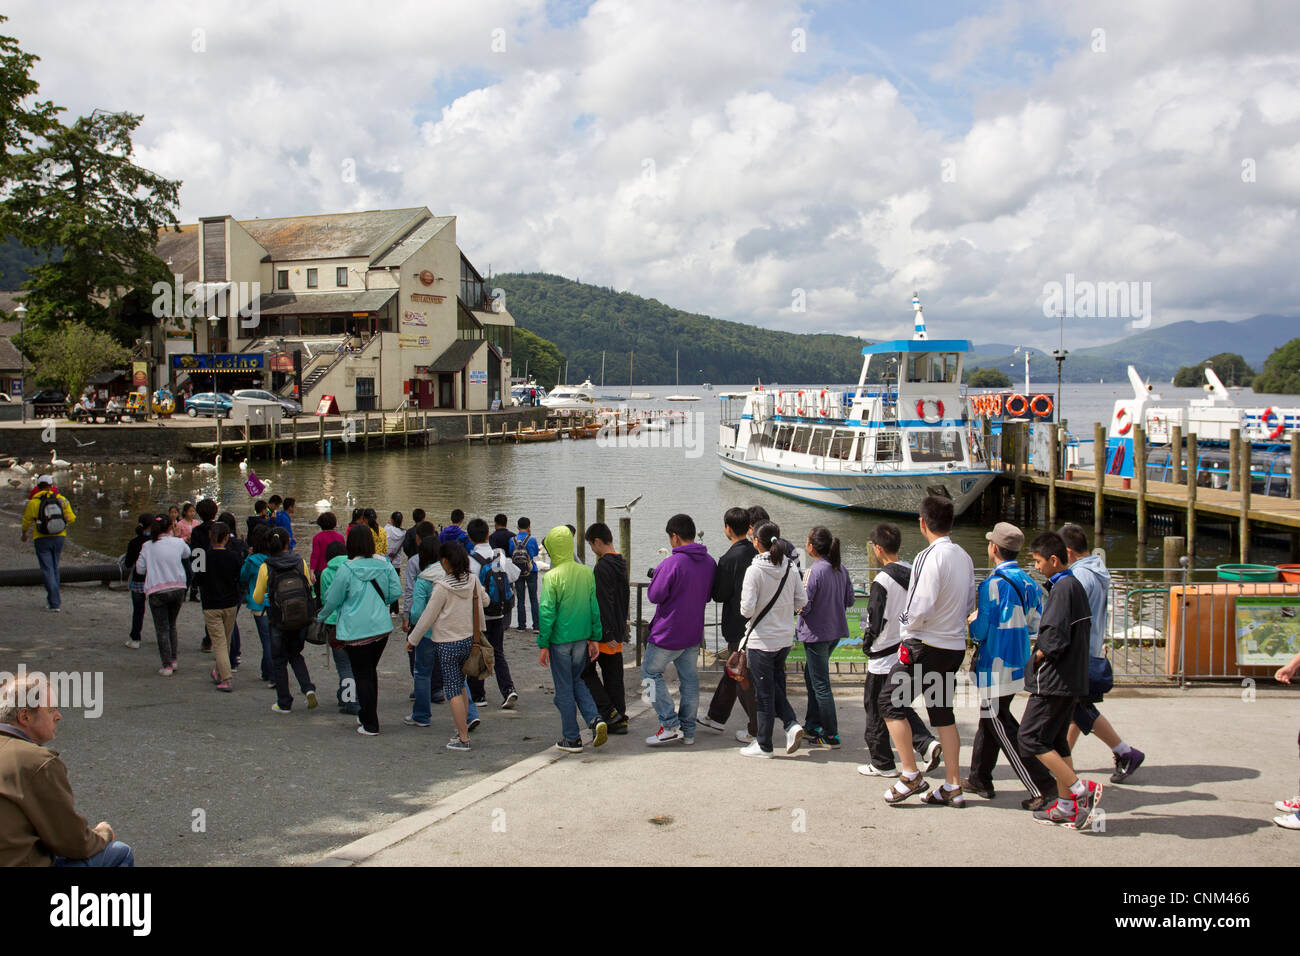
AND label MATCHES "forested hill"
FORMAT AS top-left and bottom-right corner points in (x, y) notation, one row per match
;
(493, 272), (870, 386)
